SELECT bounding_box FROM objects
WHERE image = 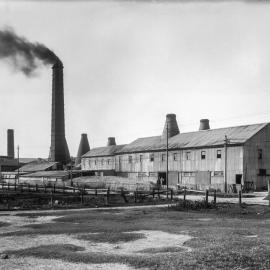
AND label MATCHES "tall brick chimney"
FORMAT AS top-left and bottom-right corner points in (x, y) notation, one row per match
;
(7, 129), (14, 159)
(75, 133), (90, 166)
(162, 114), (180, 139)
(49, 61), (70, 167)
